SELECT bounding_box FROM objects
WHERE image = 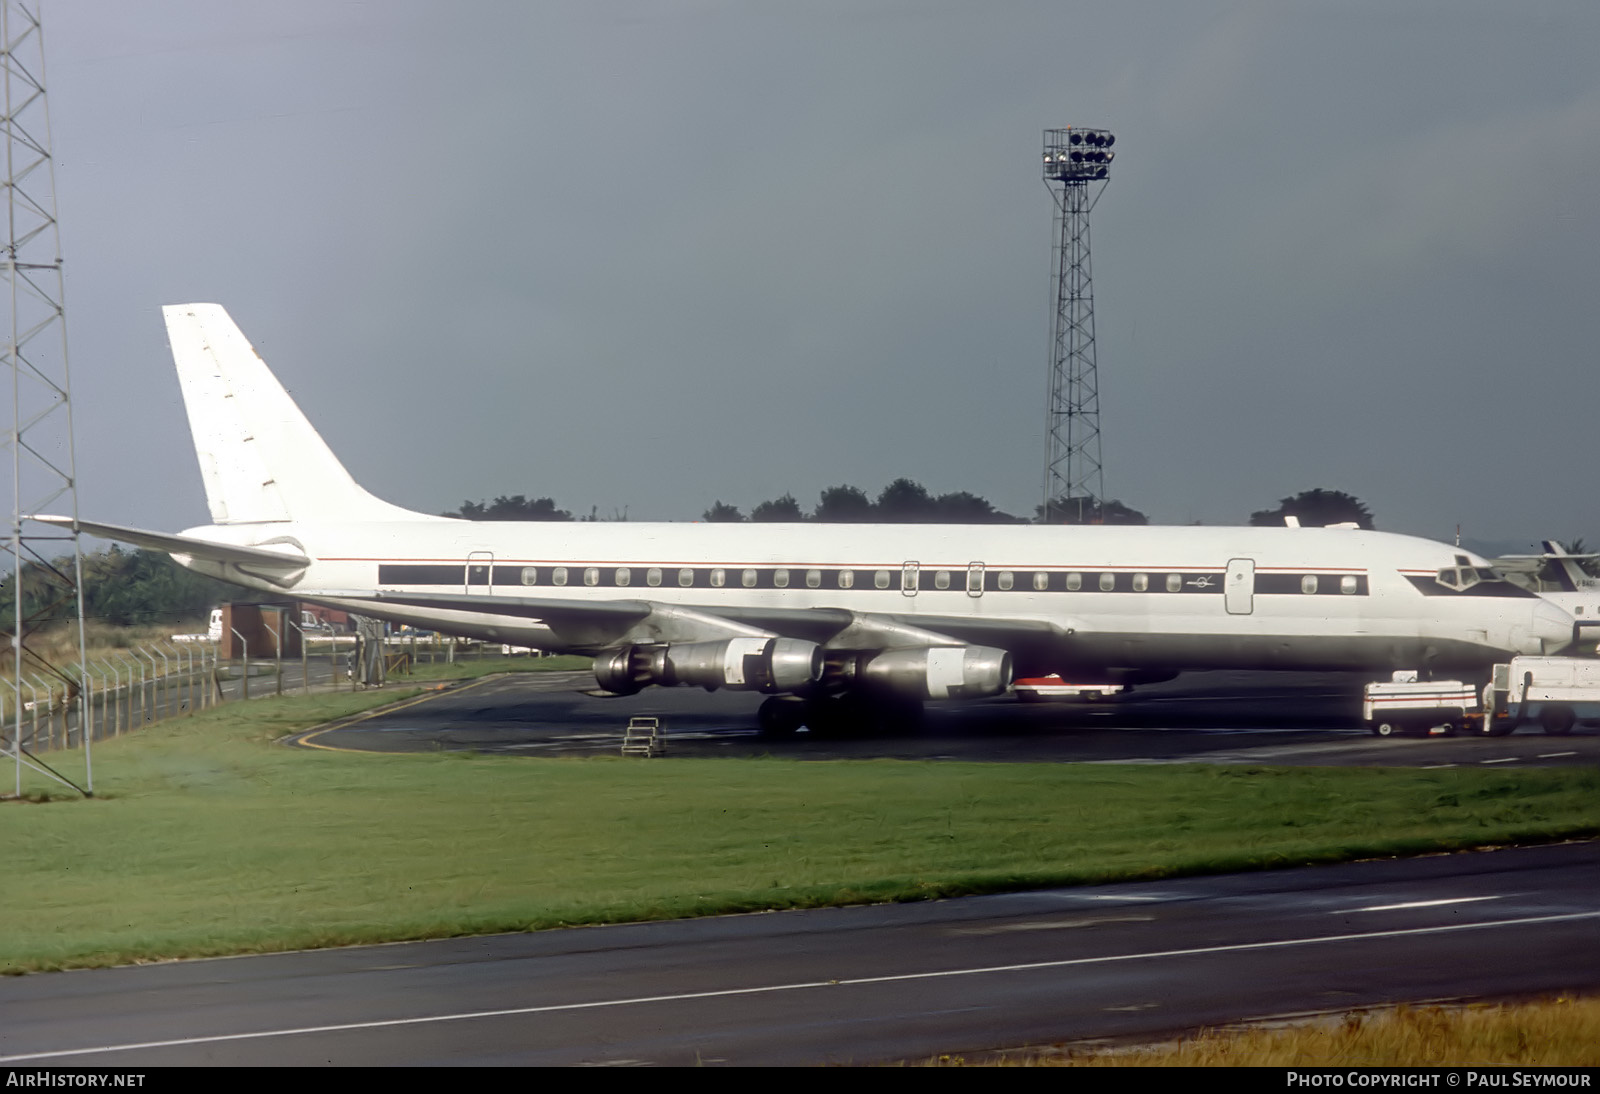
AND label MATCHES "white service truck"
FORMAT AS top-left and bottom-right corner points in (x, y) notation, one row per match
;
(1482, 656), (1600, 736)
